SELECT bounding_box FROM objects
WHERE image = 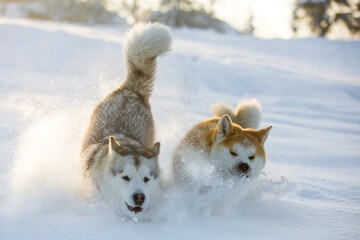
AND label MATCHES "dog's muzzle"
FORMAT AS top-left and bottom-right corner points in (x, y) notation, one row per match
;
(126, 192), (146, 214)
